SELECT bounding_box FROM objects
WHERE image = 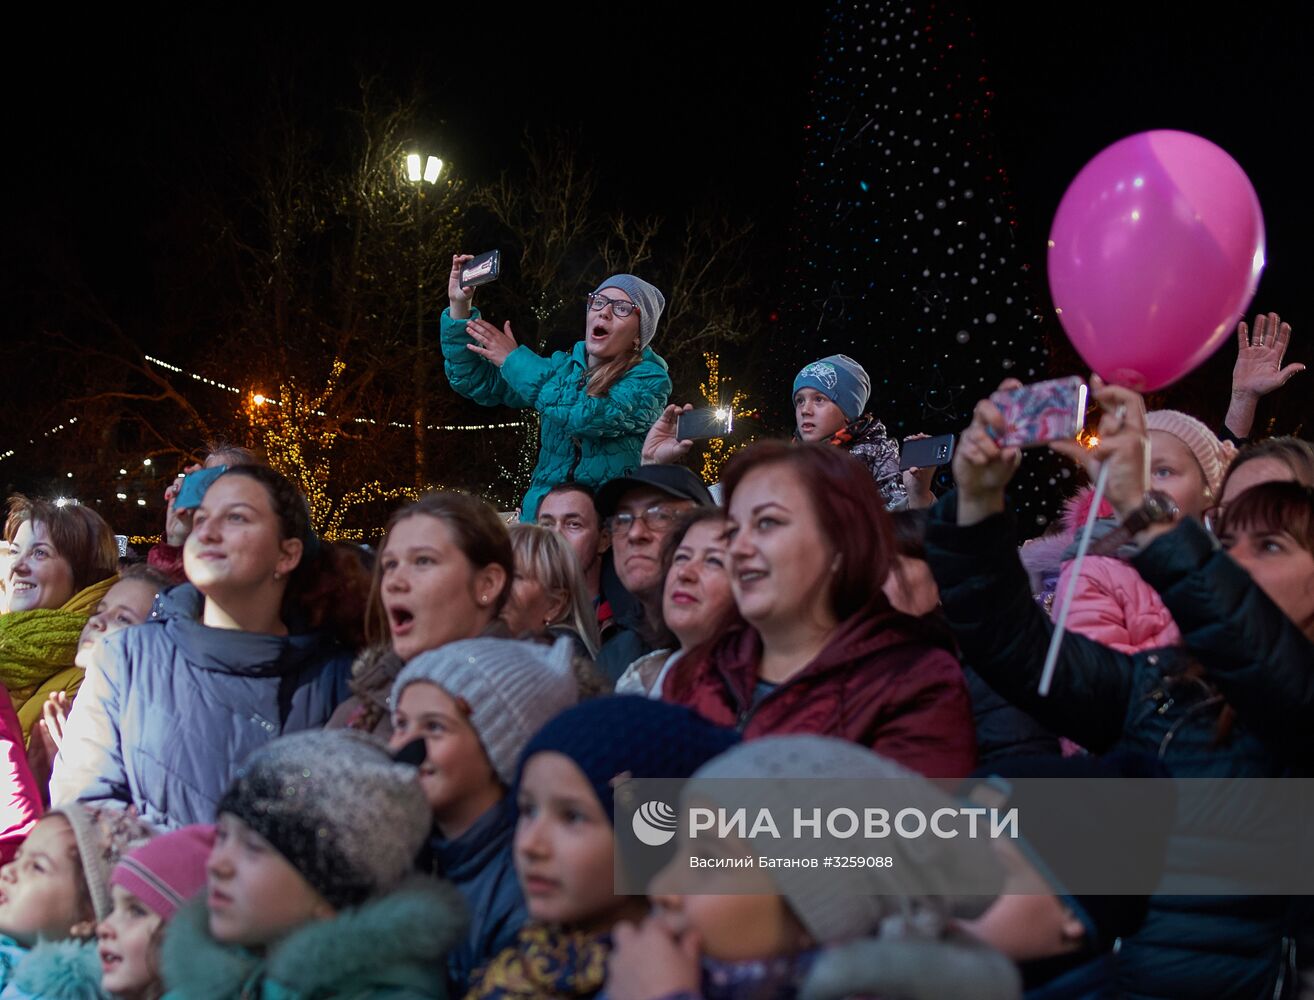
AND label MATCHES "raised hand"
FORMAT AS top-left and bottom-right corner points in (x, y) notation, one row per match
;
(164, 463), (203, 546)
(464, 318), (519, 368)
(952, 379), (1024, 525)
(901, 432), (937, 509)
(641, 404), (695, 466)
(448, 254), (476, 320)
(1049, 376), (1150, 519)
(41, 691), (72, 749)
(1228, 311), (1304, 438)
